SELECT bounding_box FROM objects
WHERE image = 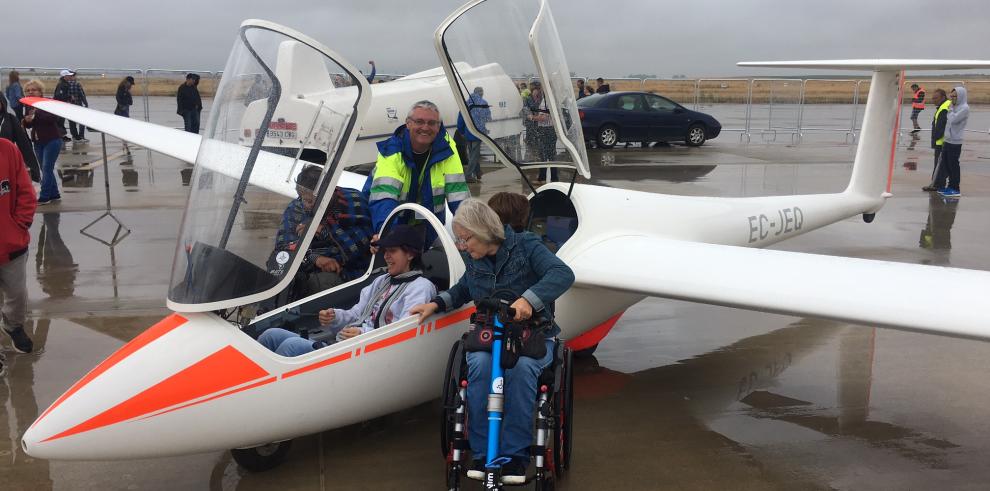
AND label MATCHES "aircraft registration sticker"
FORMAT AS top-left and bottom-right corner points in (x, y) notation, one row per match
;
(267, 119), (298, 141)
